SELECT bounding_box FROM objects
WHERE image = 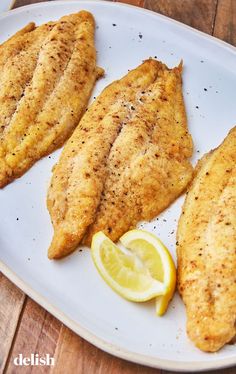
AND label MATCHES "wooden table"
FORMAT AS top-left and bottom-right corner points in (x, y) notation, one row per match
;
(0, 0), (235, 373)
